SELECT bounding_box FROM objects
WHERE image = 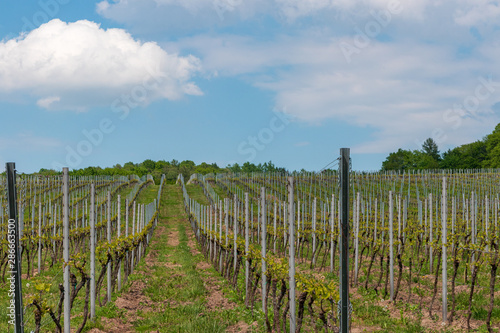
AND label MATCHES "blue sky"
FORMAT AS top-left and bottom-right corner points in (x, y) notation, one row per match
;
(1, 0), (500, 173)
